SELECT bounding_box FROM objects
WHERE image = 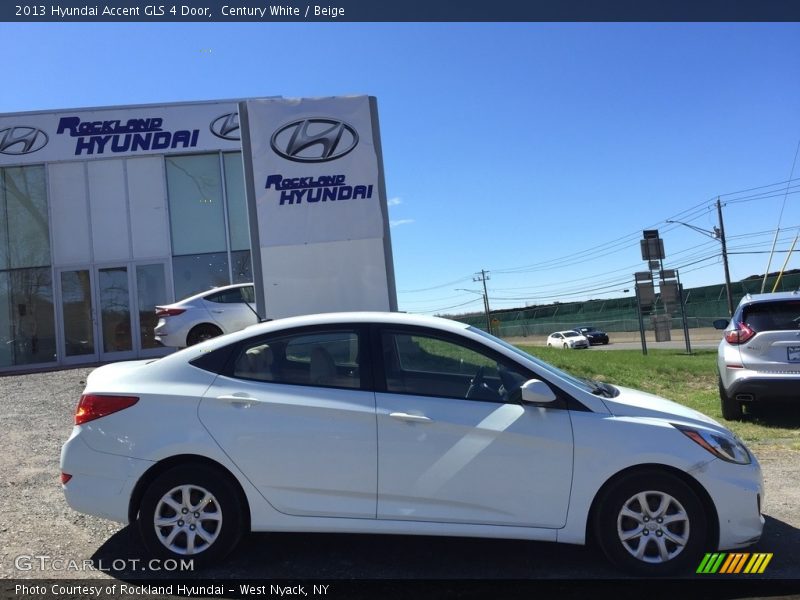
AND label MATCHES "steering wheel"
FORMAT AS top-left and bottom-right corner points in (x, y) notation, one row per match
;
(465, 366), (486, 399)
